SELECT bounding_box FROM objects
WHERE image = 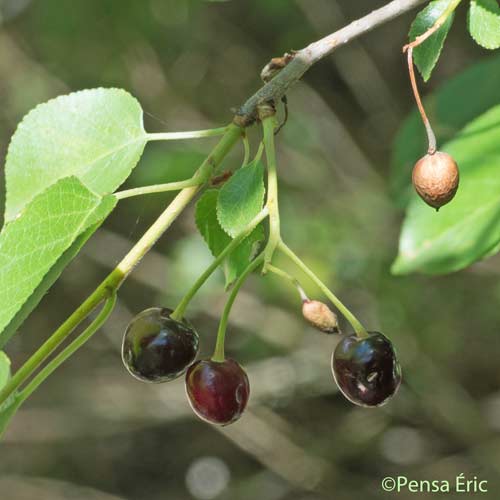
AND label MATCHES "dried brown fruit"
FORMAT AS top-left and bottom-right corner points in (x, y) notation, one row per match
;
(302, 300), (339, 334)
(412, 151), (459, 209)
